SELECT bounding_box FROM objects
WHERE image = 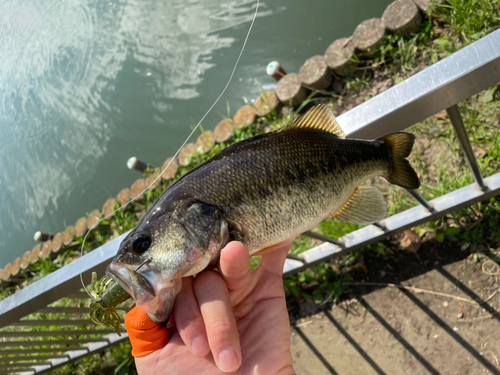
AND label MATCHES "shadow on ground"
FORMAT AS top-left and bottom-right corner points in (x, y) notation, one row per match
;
(288, 239), (500, 375)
